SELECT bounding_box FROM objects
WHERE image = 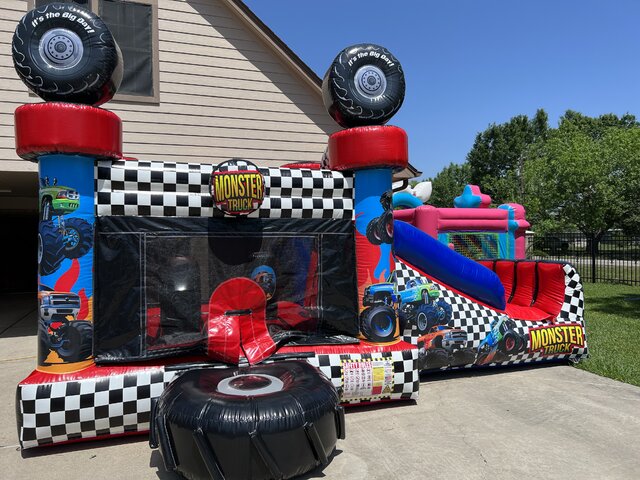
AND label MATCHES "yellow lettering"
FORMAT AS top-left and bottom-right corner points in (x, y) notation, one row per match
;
(530, 329), (541, 351)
